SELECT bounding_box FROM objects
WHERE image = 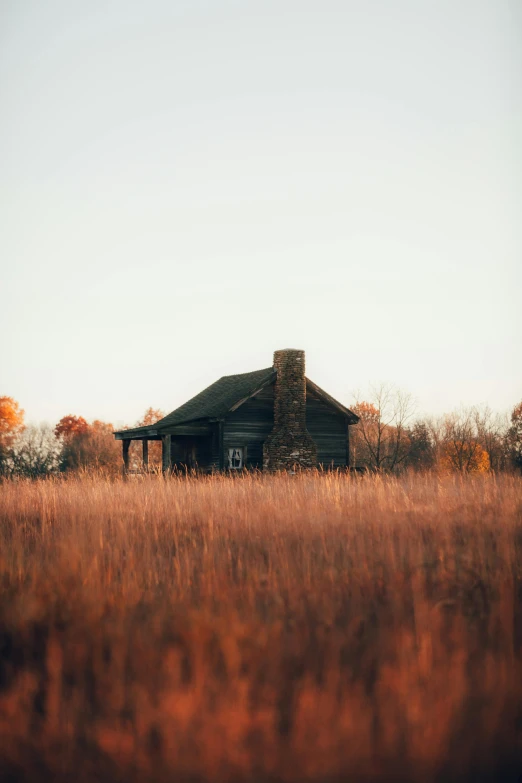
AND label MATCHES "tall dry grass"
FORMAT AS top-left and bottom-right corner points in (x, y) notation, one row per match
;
(0, 471), (521, 782)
